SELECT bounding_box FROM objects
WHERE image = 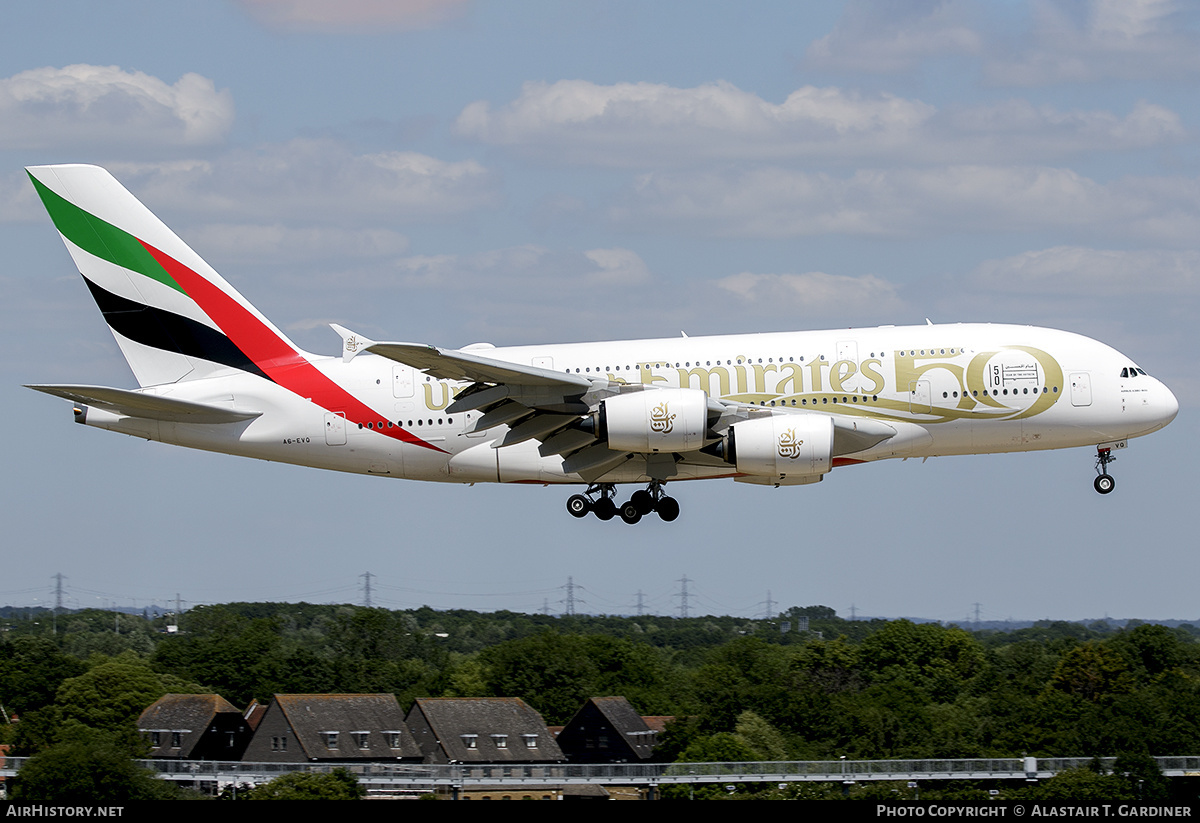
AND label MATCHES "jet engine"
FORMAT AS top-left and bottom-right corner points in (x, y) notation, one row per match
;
(599, 388), (709, 453)
(723, 413), (834, 481)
